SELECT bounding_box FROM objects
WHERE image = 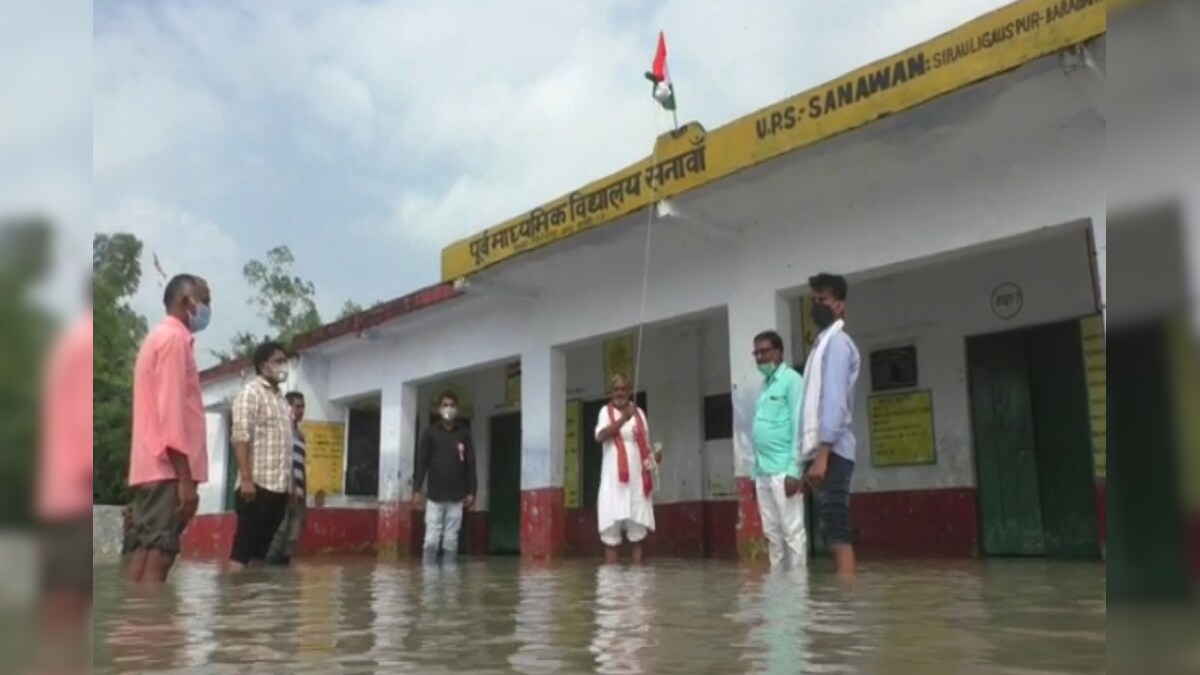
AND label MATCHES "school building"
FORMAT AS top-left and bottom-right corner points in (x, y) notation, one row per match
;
(186, 0), (1194, 570)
